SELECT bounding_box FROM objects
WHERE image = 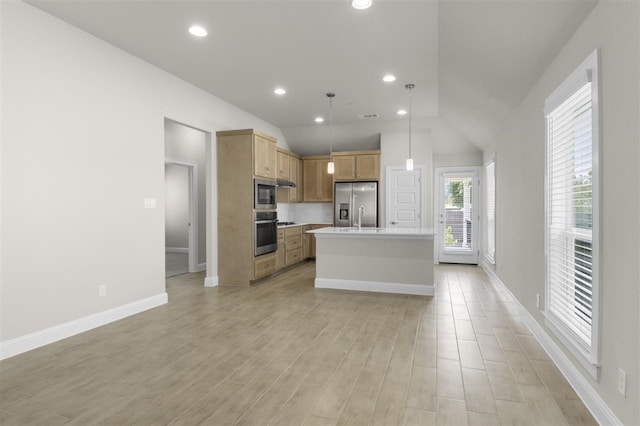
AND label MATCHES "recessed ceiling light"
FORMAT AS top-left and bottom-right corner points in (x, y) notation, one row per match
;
(383, 74), (396, 82)
(274, 87), (286, 95)
(188, 25), (208, 37)
(352, 0), (372, 10)
(397, 109), (407, 116)
(315, 117), (324, 123)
